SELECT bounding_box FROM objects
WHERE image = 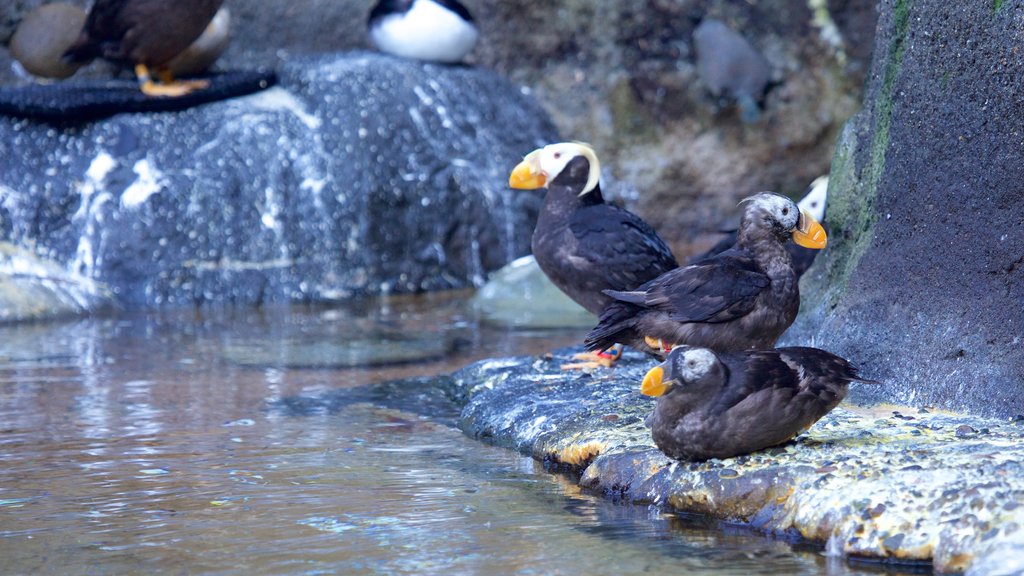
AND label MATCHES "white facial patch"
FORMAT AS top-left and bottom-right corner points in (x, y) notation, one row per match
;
(536, 142), (600, 194)
(678, 348), (718, 381)
(797, 176), (829, 222)
(749, 192), (800, 230)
